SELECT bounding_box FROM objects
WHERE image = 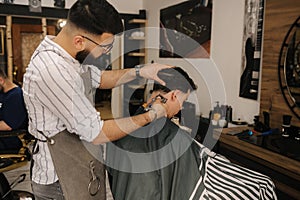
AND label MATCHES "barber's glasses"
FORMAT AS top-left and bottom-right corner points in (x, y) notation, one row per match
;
(81, 35), (114, 54)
